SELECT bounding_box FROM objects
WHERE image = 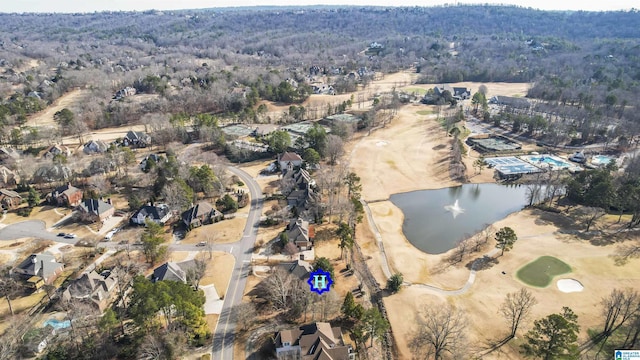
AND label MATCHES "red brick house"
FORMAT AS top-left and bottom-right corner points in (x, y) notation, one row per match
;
(49, 183), (83, 207)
